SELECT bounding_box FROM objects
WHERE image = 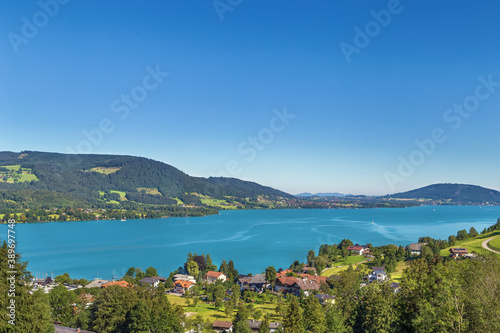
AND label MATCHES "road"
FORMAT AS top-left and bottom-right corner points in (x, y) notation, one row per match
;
(481, 237), (500, 254)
